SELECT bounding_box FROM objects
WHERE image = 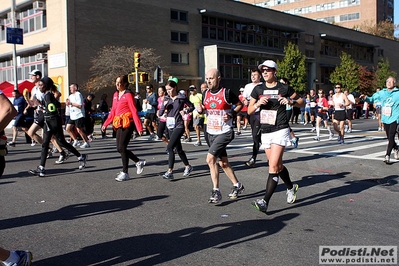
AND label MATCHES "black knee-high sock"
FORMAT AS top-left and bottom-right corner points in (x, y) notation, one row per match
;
(279, 166), (293, 190)
(264, 173), (279, 203)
